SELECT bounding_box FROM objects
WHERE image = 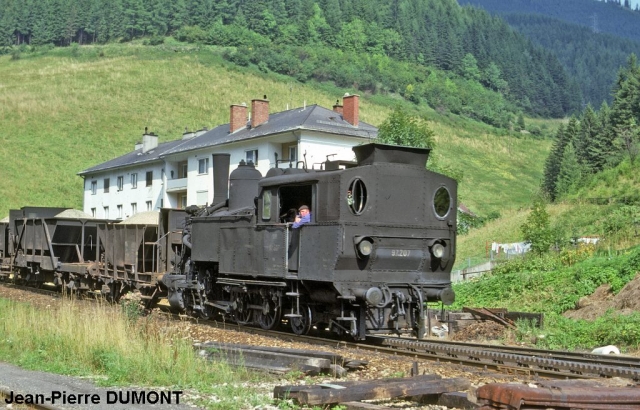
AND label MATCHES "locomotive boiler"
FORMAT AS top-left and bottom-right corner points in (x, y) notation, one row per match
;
(163, 143), (457, 340)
